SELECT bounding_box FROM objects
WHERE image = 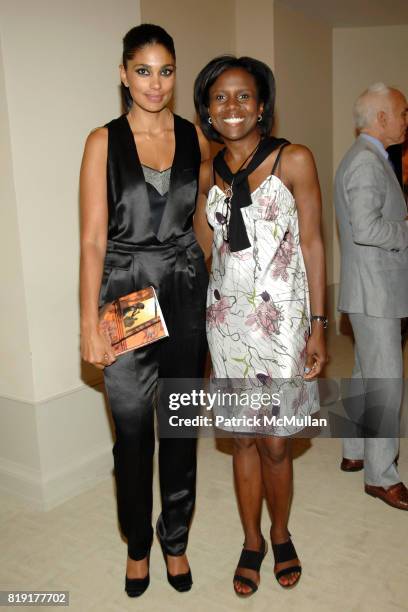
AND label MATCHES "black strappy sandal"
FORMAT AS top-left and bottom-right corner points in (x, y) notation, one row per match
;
(271, 536), (302, 589)
(233, 536), (268, 597)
